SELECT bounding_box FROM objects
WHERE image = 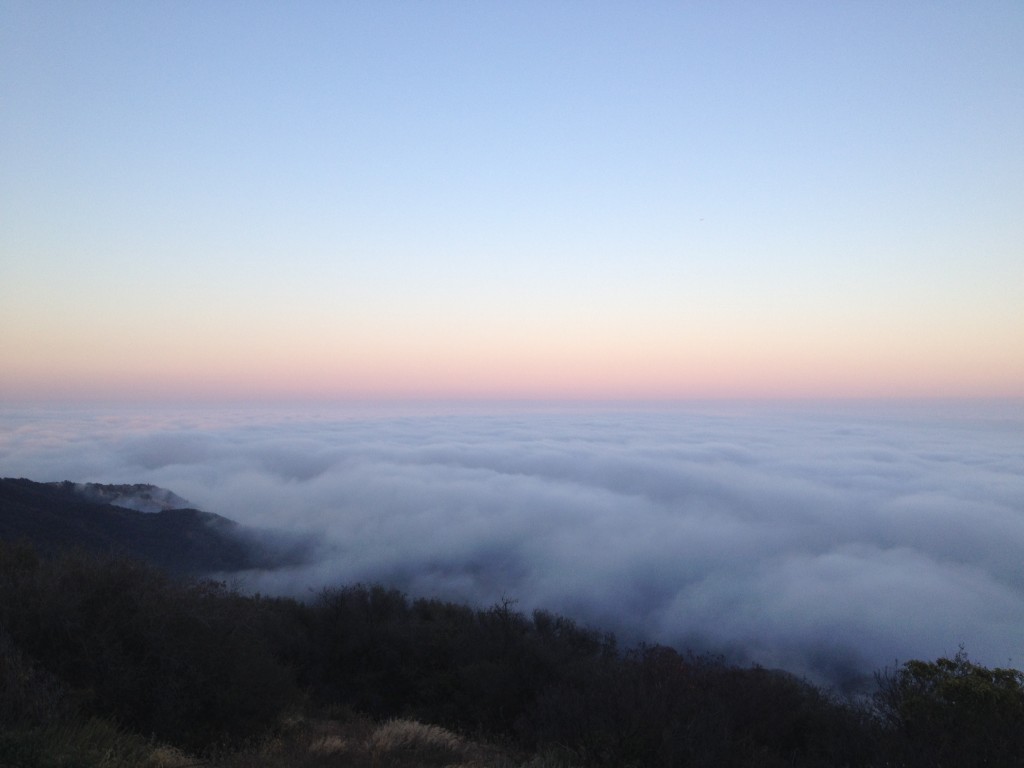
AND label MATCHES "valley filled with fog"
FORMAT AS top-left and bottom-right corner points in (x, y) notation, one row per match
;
(2, 400), (1021, 687)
